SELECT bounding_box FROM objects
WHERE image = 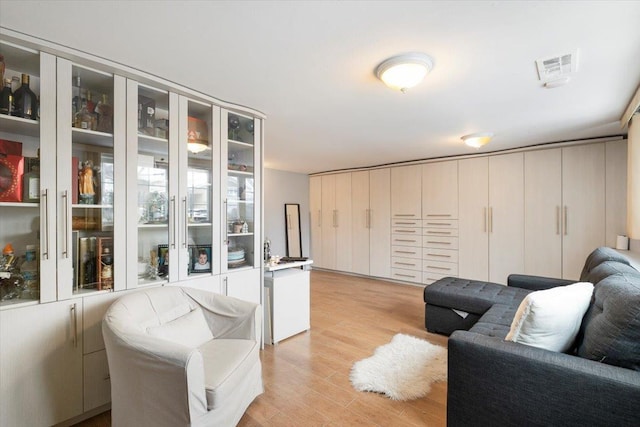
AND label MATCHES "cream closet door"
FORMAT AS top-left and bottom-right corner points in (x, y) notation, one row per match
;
(391, 165), (422, 219)
(458, 157), (489, 281)
(309, 176), (323, 267)
(488, 153), (524, 284)
(335, 173), (353, 272)
(605, 140), (628, 248)
(524, 148), (563, 277)
(369, 168), (391, 278)
(351, 171), (370, 275)
(562, 144), (605, 280)
(422, 160), (458, 218)
(321, 174), (337, 269)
